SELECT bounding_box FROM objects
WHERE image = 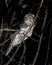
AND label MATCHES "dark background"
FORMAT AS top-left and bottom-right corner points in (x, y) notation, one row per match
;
(0, 0), (52, 65)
